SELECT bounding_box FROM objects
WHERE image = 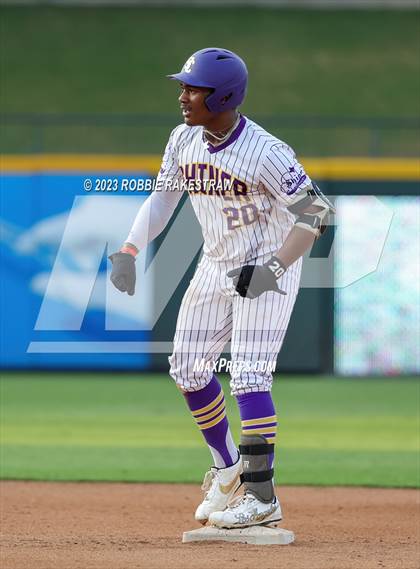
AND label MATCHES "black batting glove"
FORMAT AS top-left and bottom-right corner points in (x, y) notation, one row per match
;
(227, 257), (287, 299)
(109, 252), (136, 296)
